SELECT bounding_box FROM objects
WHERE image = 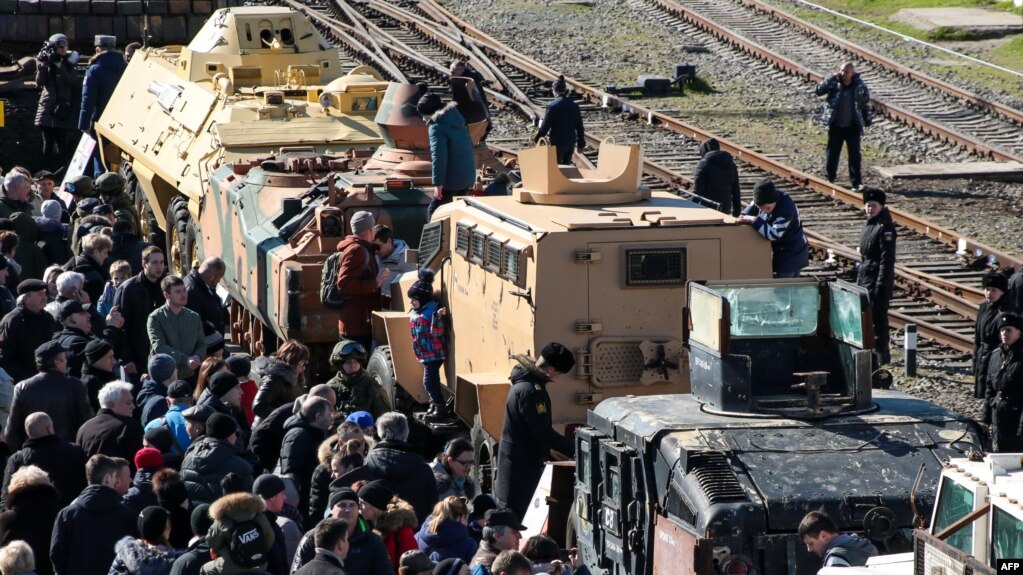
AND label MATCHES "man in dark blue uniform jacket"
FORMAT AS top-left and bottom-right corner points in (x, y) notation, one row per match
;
(738, 179), (809, 278)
